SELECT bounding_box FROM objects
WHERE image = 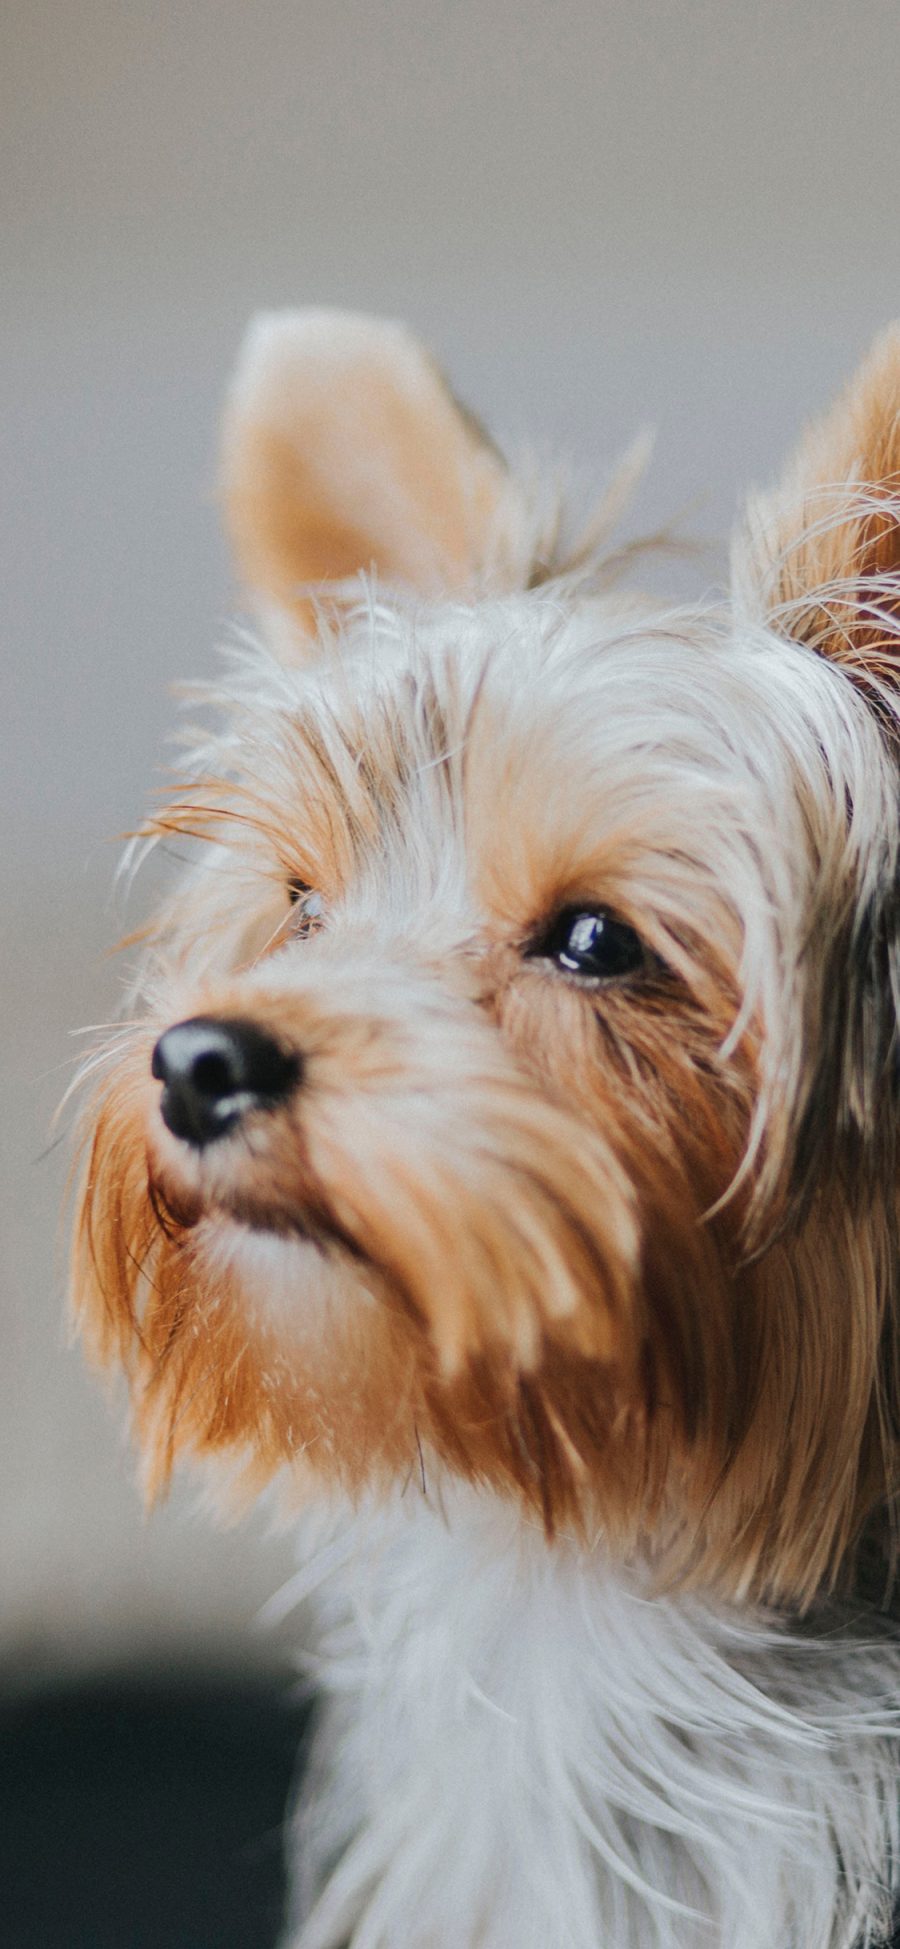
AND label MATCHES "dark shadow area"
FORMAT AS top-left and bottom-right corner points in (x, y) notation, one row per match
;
(0, 1668), (309, 1949)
